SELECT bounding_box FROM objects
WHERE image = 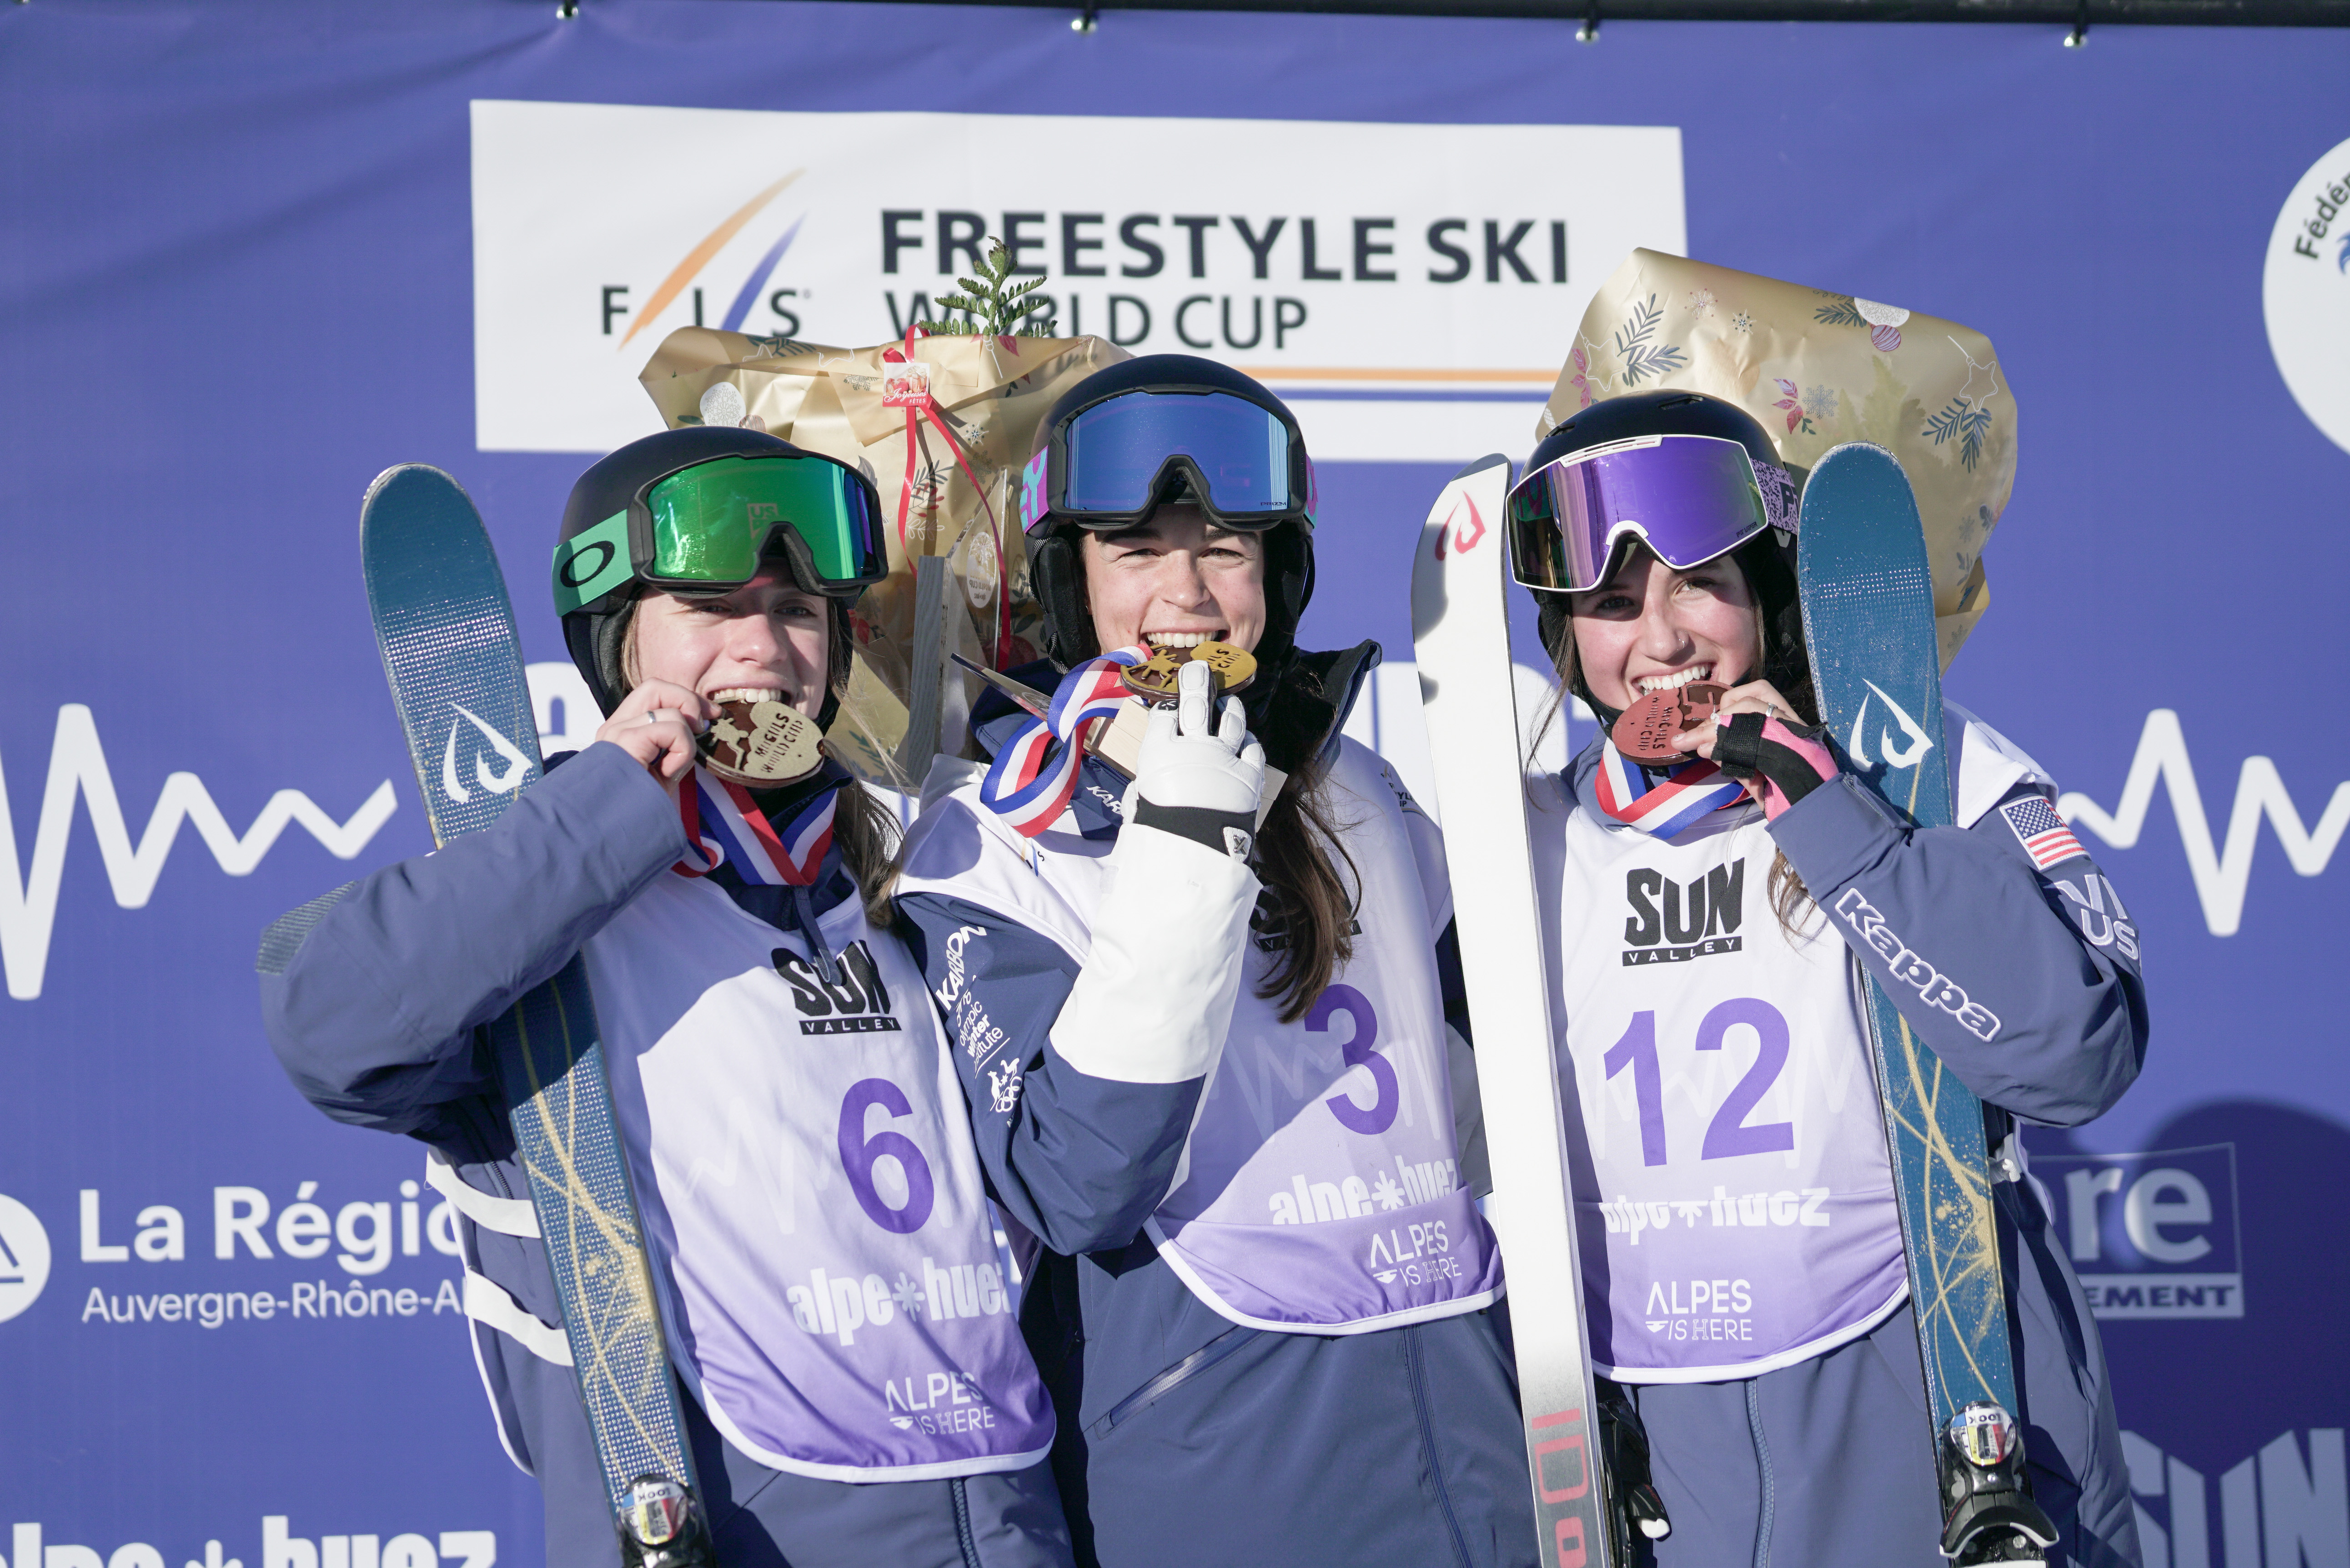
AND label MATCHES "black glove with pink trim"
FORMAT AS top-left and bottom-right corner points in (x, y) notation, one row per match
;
(1710, 712), (1839, 821)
